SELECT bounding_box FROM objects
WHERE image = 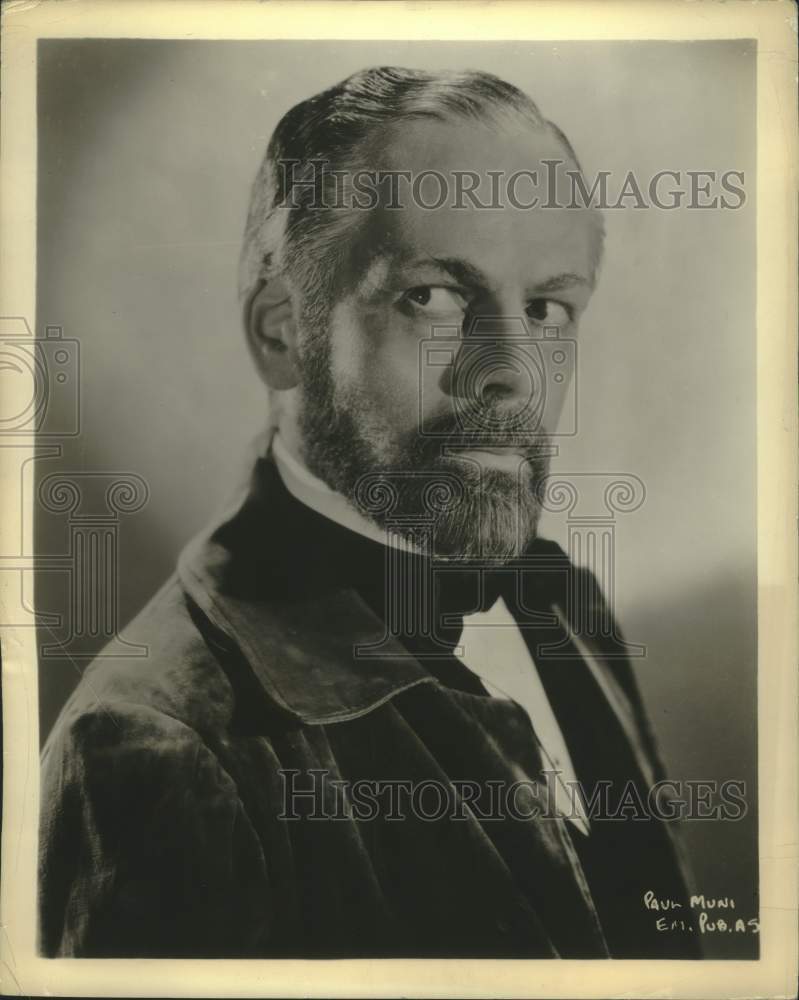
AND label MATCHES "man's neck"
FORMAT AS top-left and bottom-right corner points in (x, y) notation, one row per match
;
(271, 429), (422, 554)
